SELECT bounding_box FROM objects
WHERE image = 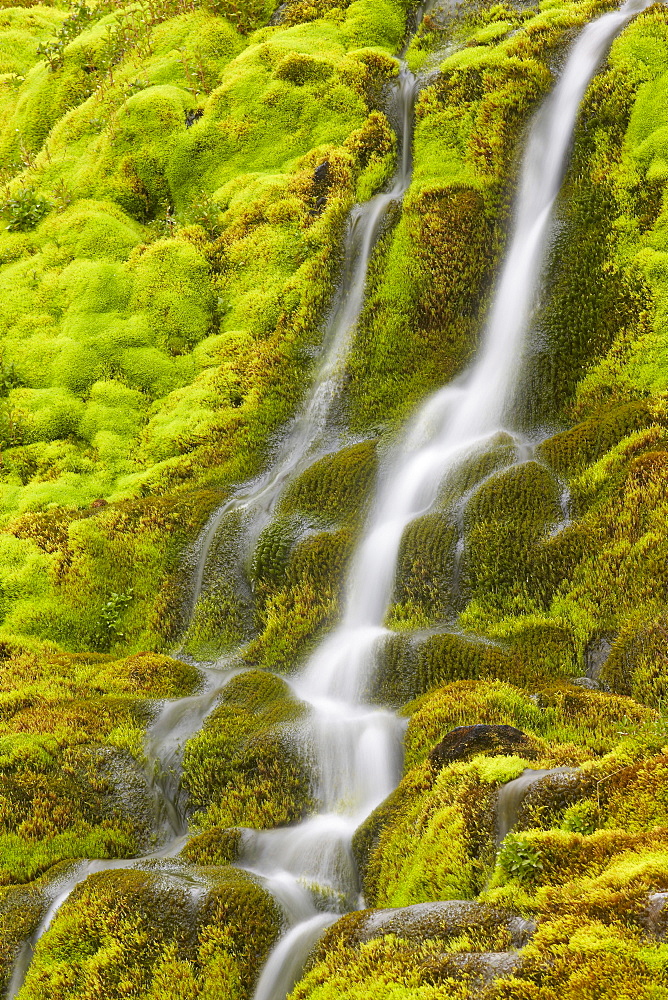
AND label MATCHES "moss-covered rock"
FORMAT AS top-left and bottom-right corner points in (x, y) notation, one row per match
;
(17, 863), (281, 1000)
(182, 669), (313, 830)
